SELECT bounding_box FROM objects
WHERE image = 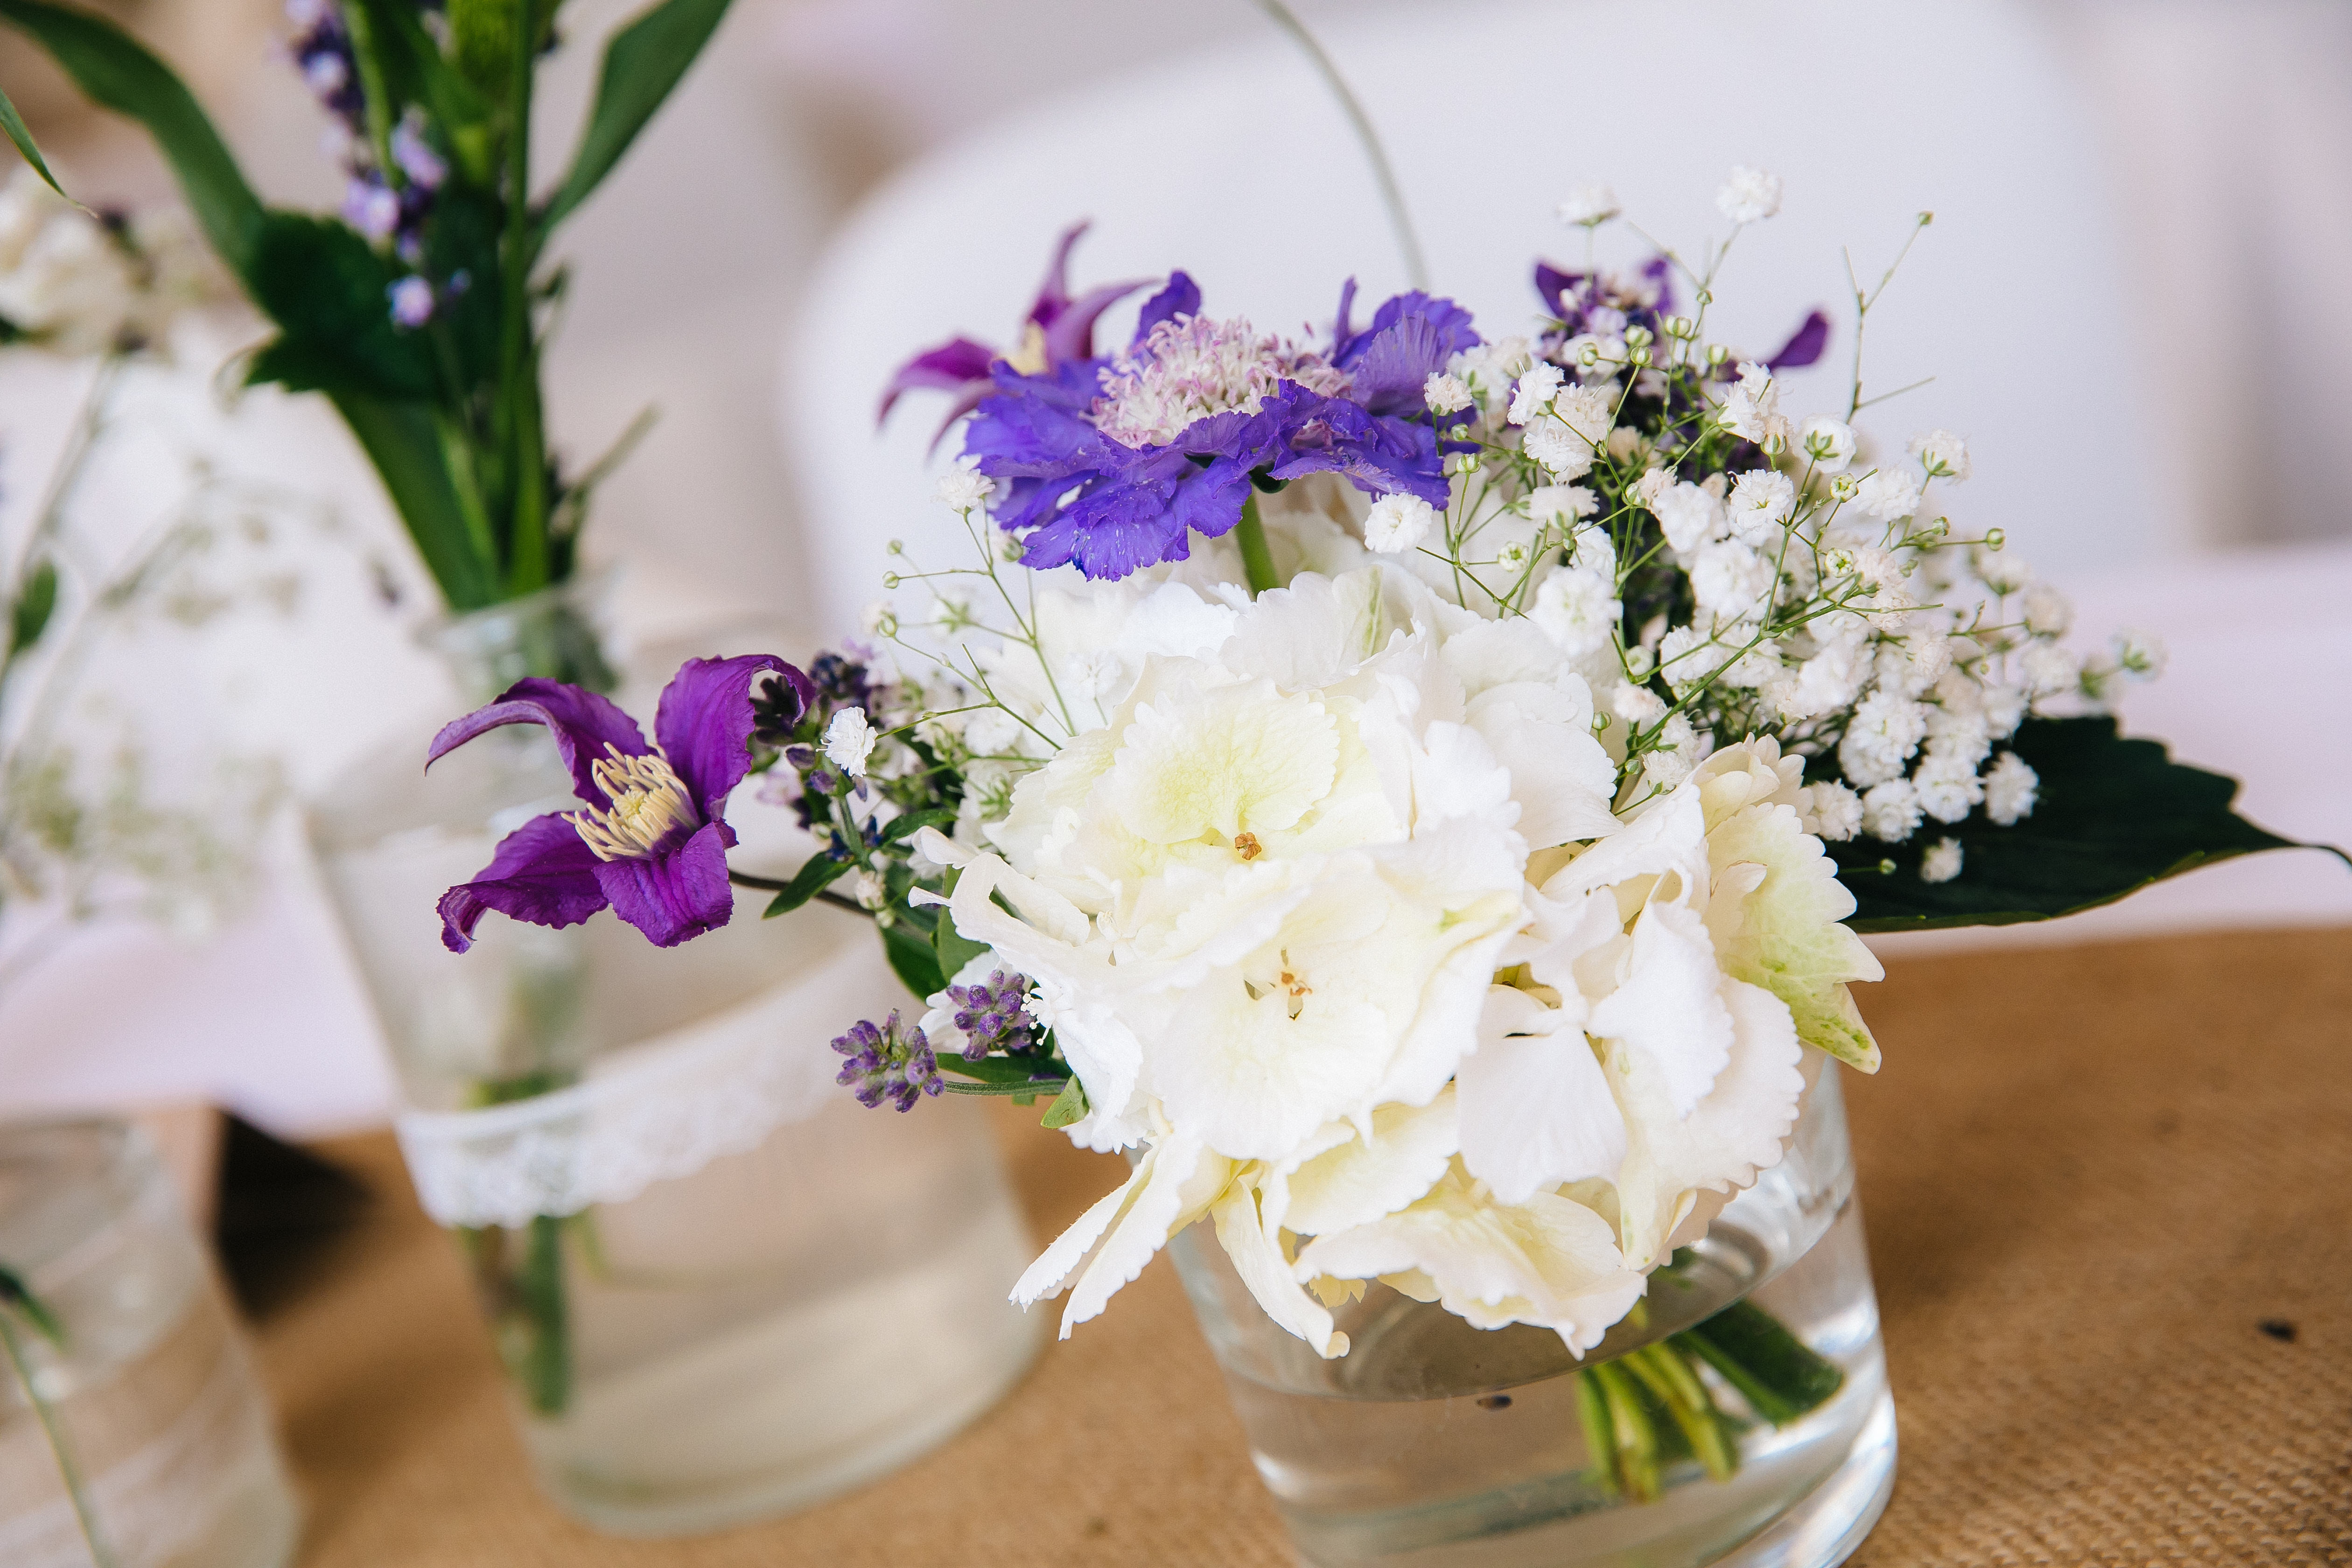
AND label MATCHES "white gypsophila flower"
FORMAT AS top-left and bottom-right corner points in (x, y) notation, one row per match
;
(2021, 643), (2079, 698)
(1716, 363), (1790, 449)
(1924, 706), (1993, 770)
(1641, 715), (1706, 790)
(1558, 182), (1623, 227)
(1974, 546), (2031, 597)
(1423, 371), (1474, 415)
(1907, 633), (1955, 688)
(1553, 385), (1617, 448)
(1658, 625), (1712, 689)
(1525, 484), (1598, 527)
(936, 468), (996, 511)
(2112, 627), (2167, 679)
(2022, 583), (2073, 638)
(1911, 752), (1986, 824)
(1838, 689), (1928, 787)
(1631, 465), (1678, 512)
(1531, 566), (1622, 658)
(1520, 420), (1593, 480)
(1802, 781), (1863, 841)
(823, 706), (878, 775)
(853, 869), (889, 910)
(1799, 415), (1858, 475)
(1562, 332), (1624, 377)
(1721, 641), (1783, 689)
(859, 599), (898, 637)
(1716, 165), (1784, 225)
(1565, 521), (1617, 581)
(1611, 682), (1667, 725)
(1509, 362), (1565, 426)
(1726, 469), (1796, 544)
(1861, 778), (1924, 842)
(1652, 481), (1726, 553)
(1363, 493), (1436, 555)
(1919, 837), (1964, 883)
(1908, 429), (1970, 482)
(1690, 539), (1775, 622)
(926, 589), (978, 634)
(1776, 625), (1870, 720)
(1983, 750), (2038, 825)
(1852, 467), (1924, 522)
(1981, 682), (2027, 738)
(1450, 336), (1532, 403)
